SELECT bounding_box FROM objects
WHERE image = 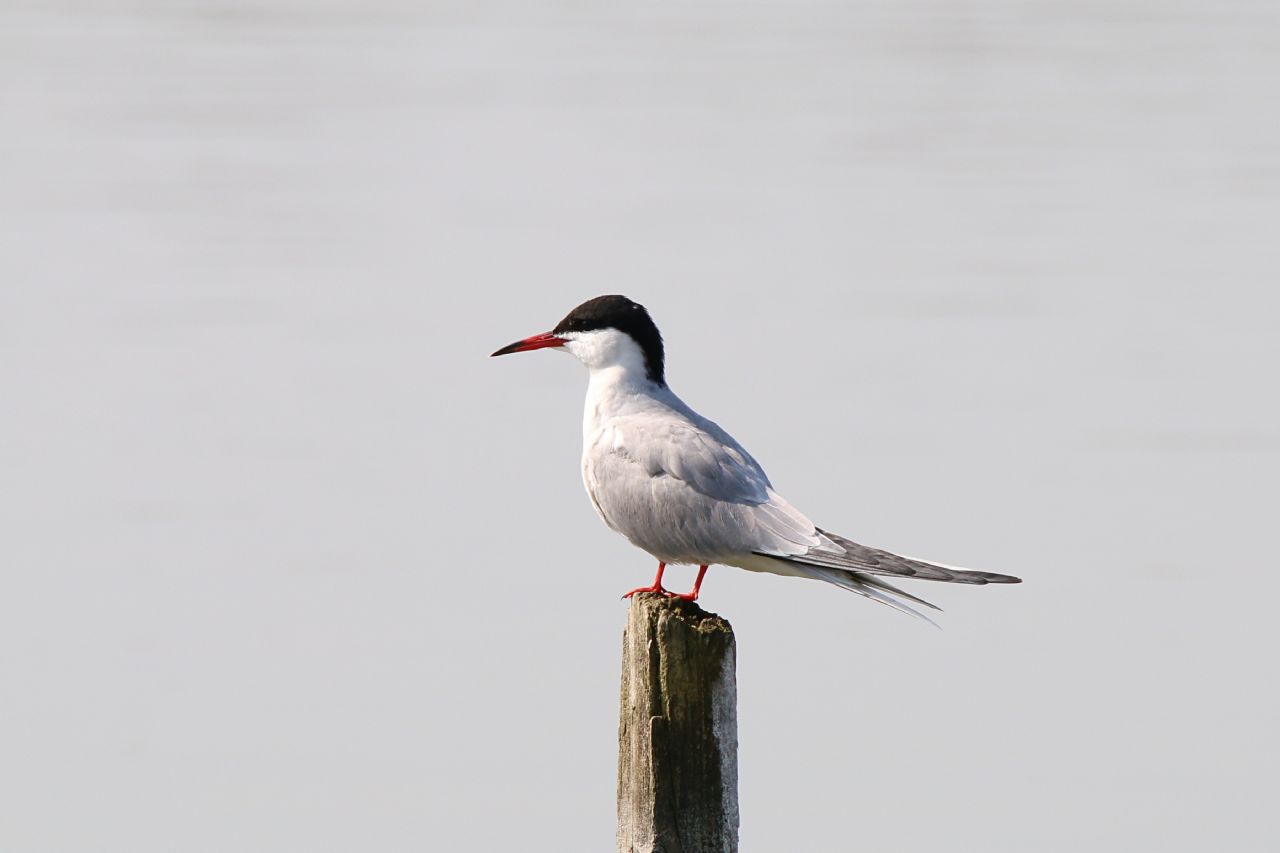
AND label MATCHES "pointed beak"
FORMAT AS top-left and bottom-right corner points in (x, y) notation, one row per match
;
(490, 331), (567, 357)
